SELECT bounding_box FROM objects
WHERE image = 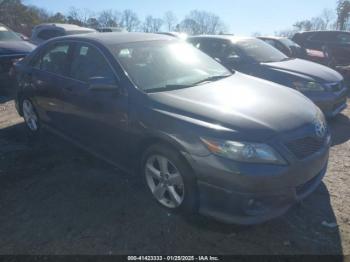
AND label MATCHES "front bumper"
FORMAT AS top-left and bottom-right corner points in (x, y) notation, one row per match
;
(188, 138), (330, 225)
(306, 87), (348, 118)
